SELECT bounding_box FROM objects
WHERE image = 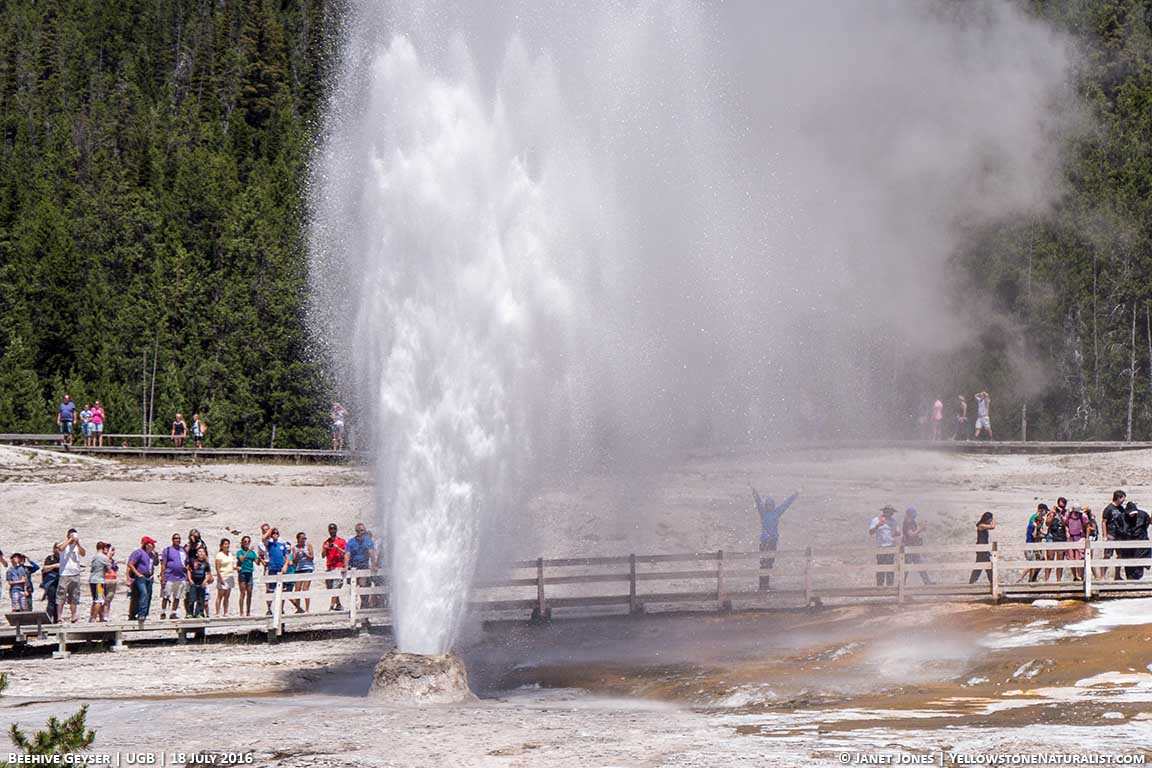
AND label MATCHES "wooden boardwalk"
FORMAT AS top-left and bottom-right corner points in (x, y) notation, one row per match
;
(0, 433), (363, 463)
(3, 540), (1148, 658)
(7, 433), (1152, 462)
